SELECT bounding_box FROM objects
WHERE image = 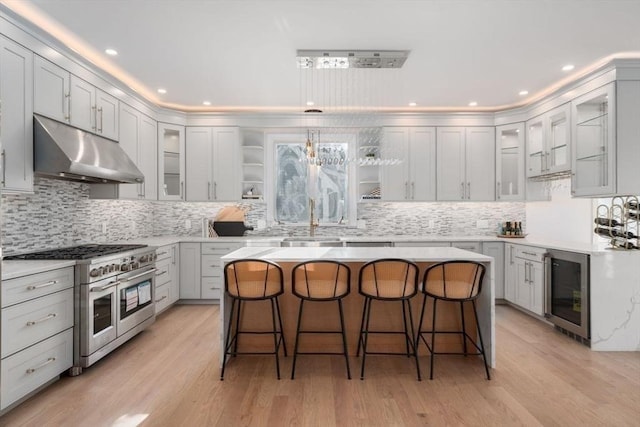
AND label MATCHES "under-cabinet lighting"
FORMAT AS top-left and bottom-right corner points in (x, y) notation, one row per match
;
(157, 88), (167, 94)
(104, 48), (118, 56)
(562, 64), (575, 71)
